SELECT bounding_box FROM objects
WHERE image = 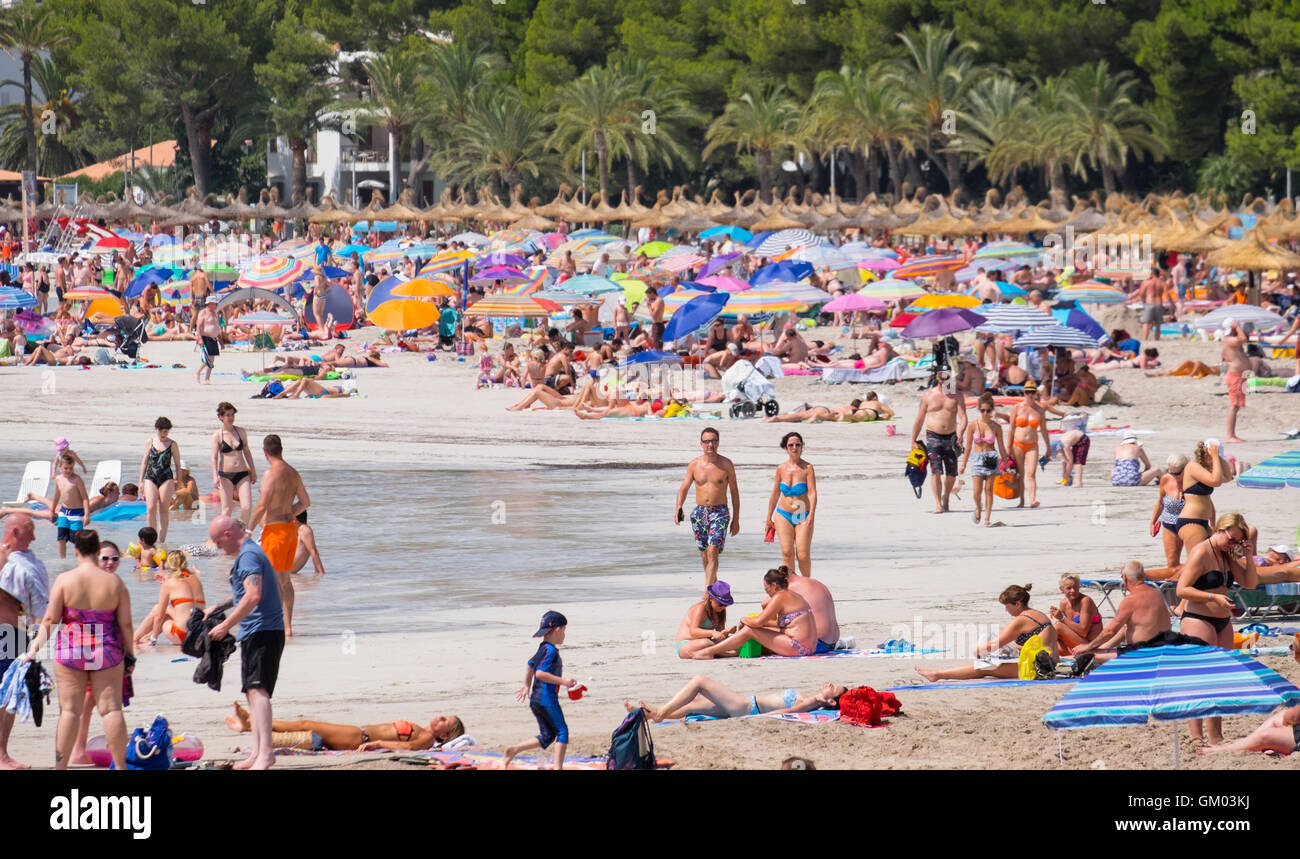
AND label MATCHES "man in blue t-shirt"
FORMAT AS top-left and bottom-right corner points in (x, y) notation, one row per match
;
(314, 236), (330, 267)
(208, 515), (285, 770)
